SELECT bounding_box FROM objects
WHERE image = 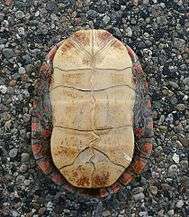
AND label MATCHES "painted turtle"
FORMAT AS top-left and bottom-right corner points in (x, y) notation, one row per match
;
(31, 29), (153, 198)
